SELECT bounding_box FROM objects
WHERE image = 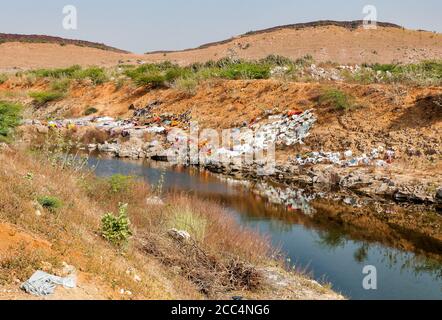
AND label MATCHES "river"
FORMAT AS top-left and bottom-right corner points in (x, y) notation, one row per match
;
(86, 155), (442, 300)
